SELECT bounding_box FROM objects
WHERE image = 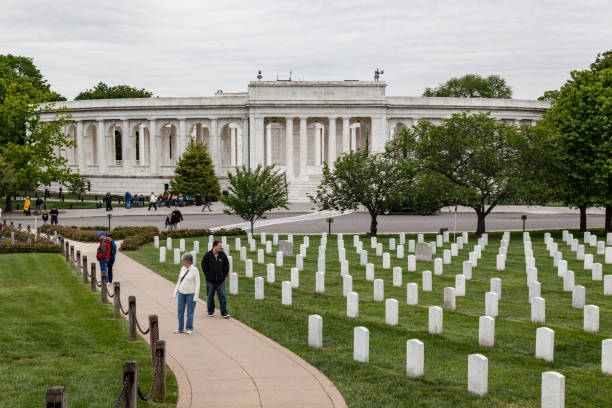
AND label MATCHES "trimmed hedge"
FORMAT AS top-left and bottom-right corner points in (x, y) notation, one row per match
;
(0, 242), (60, 254)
